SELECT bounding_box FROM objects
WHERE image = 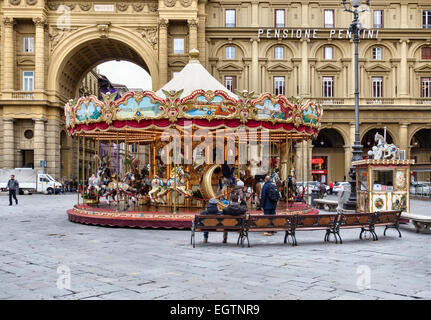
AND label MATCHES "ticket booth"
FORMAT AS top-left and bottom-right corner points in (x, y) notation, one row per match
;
(353, 159), (414, 213)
